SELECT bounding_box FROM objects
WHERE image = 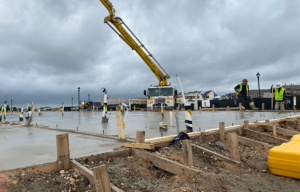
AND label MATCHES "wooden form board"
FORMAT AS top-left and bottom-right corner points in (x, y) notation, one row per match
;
(71, 160), (123, 192)
(79, 149), (132, 164)
(206, 125), (244, 134)
(0, 161), (58, 175)
(123, 143), (155, 149)
(253, 122), (276, 126)
(132, 149), (201, 175)
(145, 132), (202, 144)
(263, 126), (299, 137)
(191, 144), (240, 164)
(201, 107), (244, 111)
(281, 119), (299, 122)
(206, 116), (300, 135)
(236, 135), (273, 149)
(243, 128), (288, 145)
